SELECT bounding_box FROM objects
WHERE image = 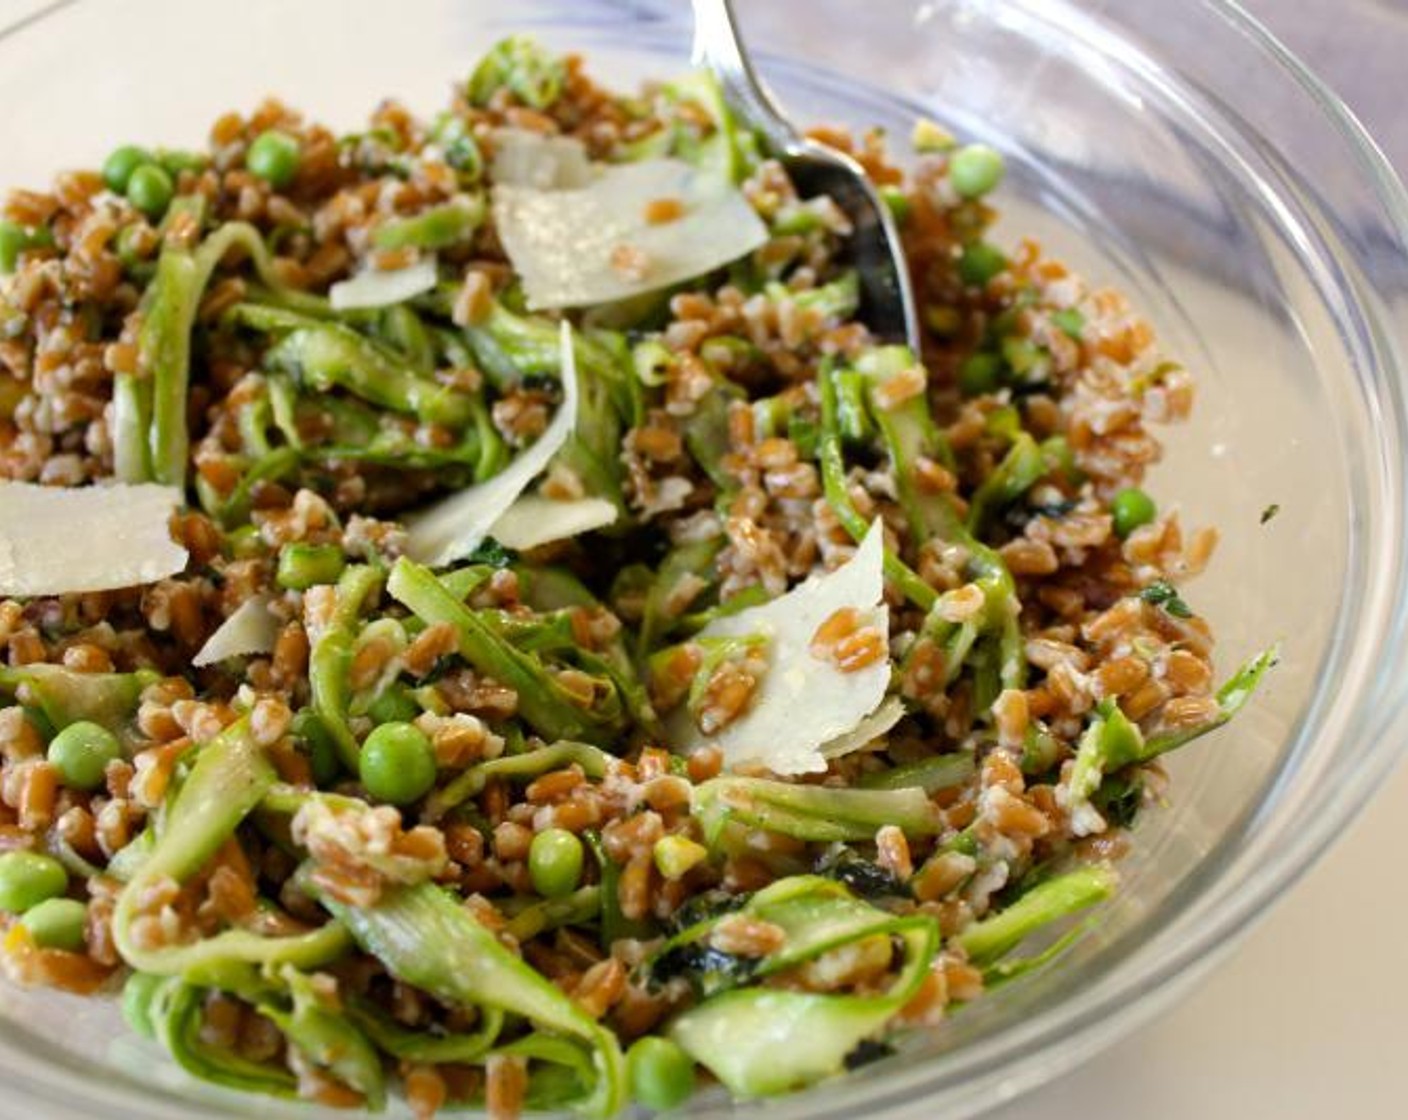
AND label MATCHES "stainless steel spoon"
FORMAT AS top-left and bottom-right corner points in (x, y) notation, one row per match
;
(690, 0), (921, 351)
